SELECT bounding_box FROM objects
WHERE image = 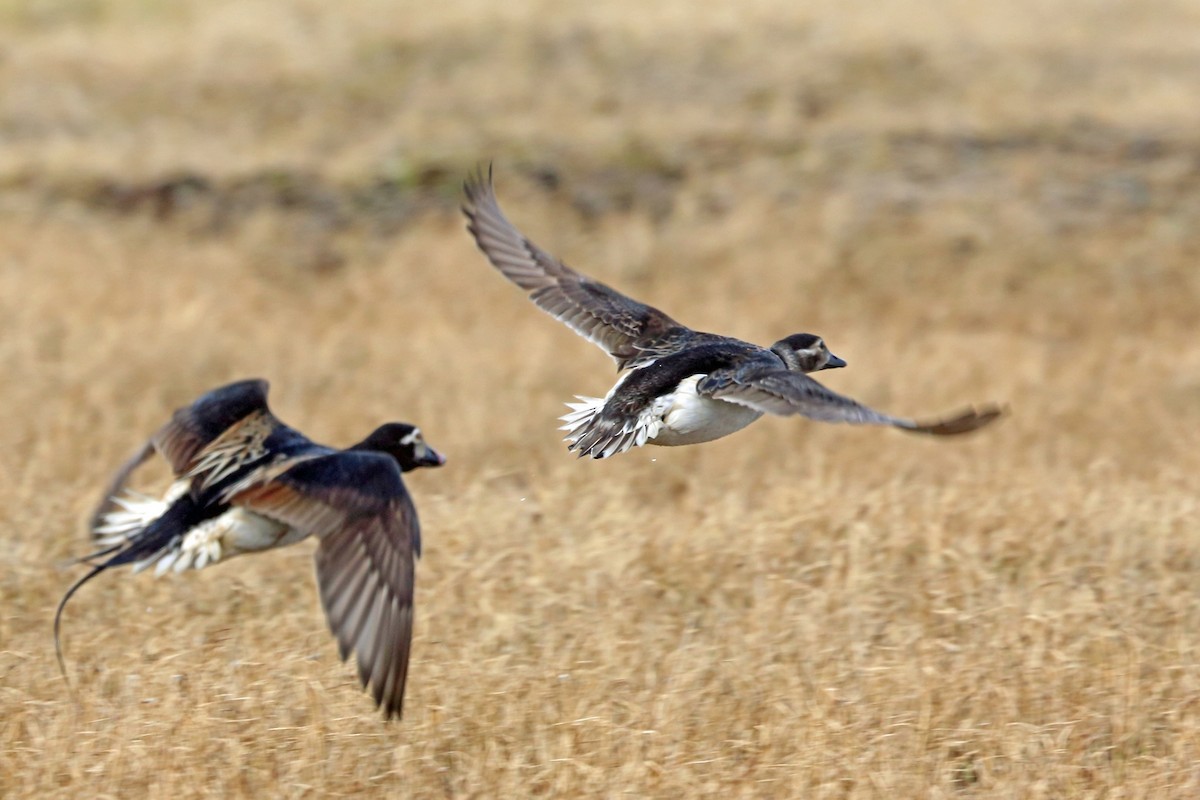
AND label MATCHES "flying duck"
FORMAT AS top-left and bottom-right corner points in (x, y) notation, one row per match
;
(463, 168), (1003, 459)
(57, 379), (445, 719)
